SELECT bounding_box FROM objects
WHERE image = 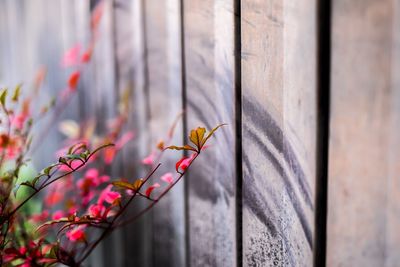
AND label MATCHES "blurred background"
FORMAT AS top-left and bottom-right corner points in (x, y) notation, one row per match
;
(0, 0), (399, 267)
